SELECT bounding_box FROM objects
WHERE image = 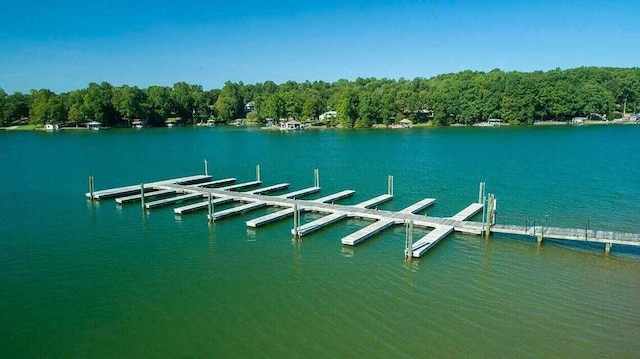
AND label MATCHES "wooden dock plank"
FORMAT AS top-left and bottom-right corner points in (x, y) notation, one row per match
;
(115, 189), (176, 204)
(341, 219), (395, 245)
(145, 192), (204, 209)
(412, 225), (454, 257)
(87, 174), (212, 199)
(450, 203), (484, 221)
(400, 198), (436, 214)
(173, 197), (234, 215)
